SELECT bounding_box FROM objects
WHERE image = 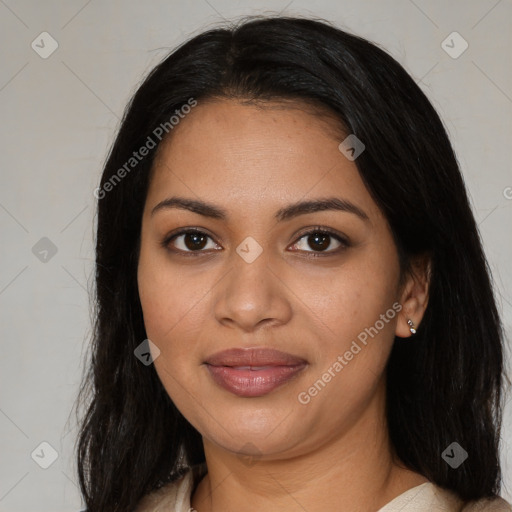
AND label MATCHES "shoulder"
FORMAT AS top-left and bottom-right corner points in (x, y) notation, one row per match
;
(461, 496), (512, 512)
(134, 463), (207, 512)
(378, 482), (512, 512)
